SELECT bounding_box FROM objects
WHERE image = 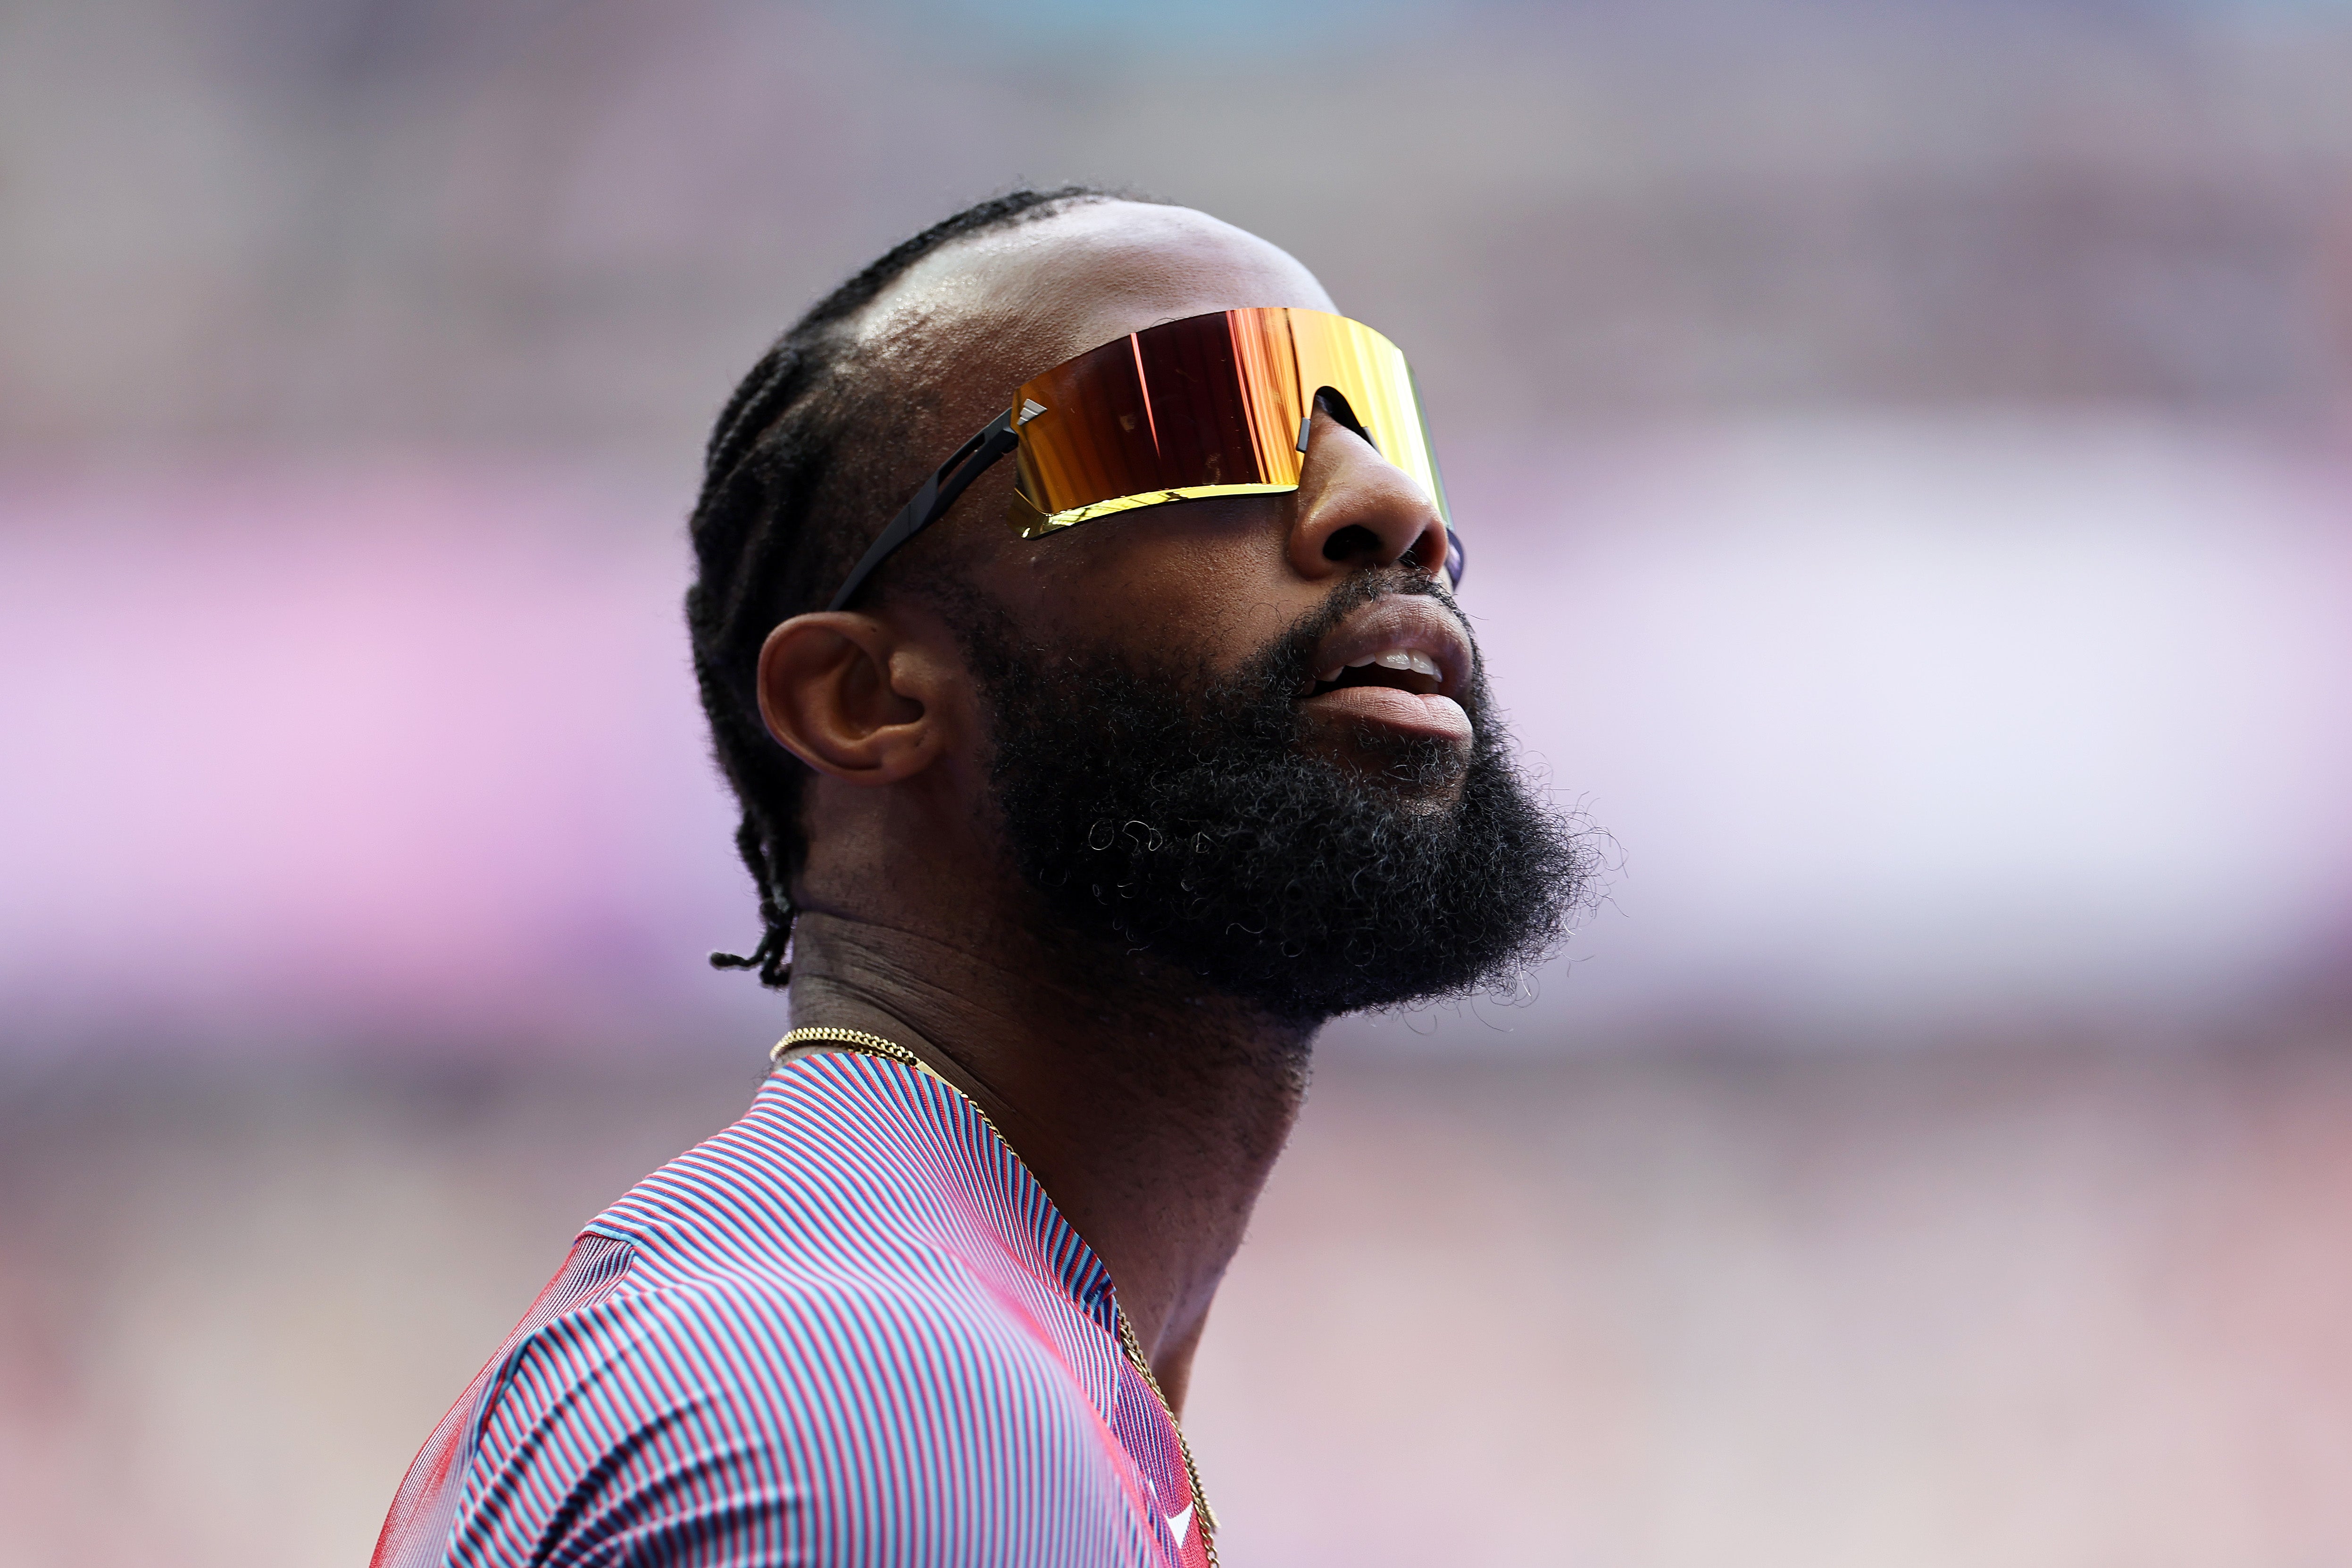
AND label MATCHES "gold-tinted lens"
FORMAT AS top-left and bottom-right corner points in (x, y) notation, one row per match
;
(1006, 308), (1448, 539)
